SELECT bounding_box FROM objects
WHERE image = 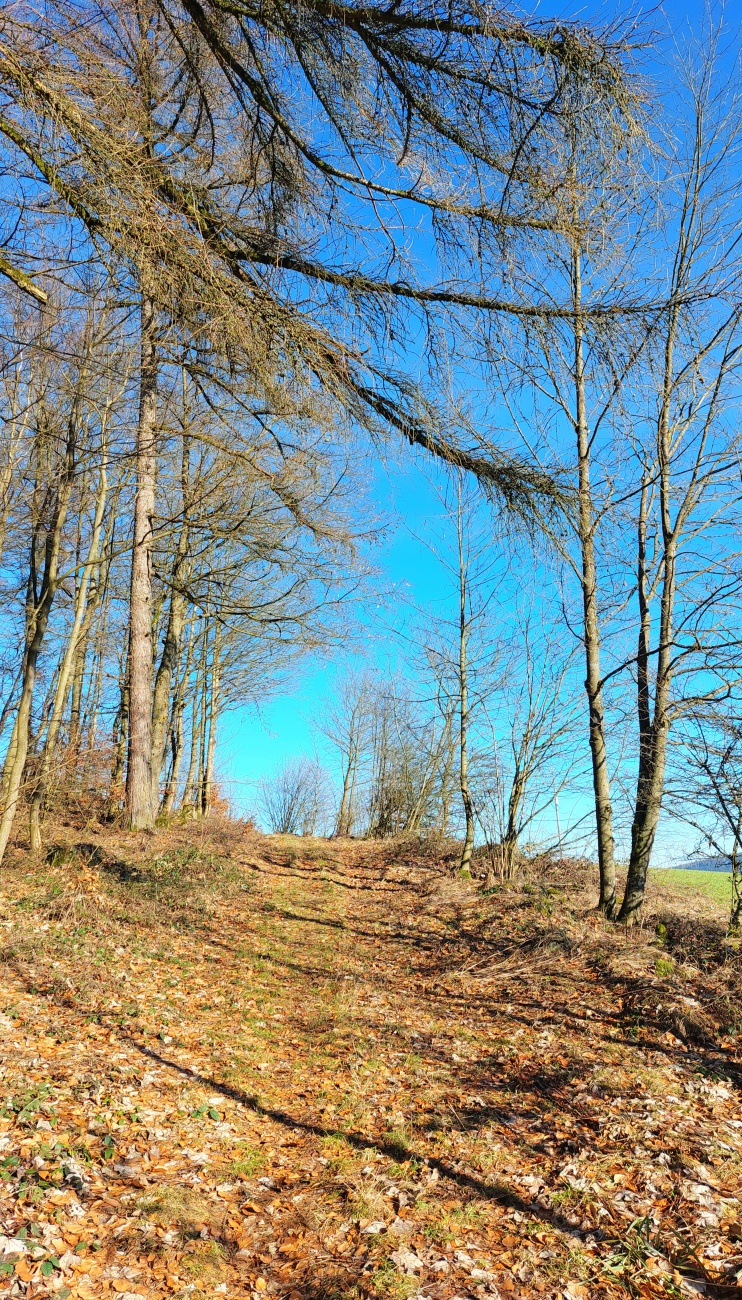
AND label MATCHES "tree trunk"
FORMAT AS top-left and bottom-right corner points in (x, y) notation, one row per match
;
(182, 629), (204, 812)
(151, 437), (190, 803)
(458, 484), (475, 873)
(29, 452), (108, 850)
(618, 309), (680, 923)
(201, 619), (221, 816)
(0, 420), (76, 862)
(110, 653), (129, 805)
(336, 746), (356, 837)
(573, 249), (617, 917)
(161, 615), (194, 815)
(730, 834), (742, 933)
(125, 283), (158, 831)
(196, 630), (210, 817)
